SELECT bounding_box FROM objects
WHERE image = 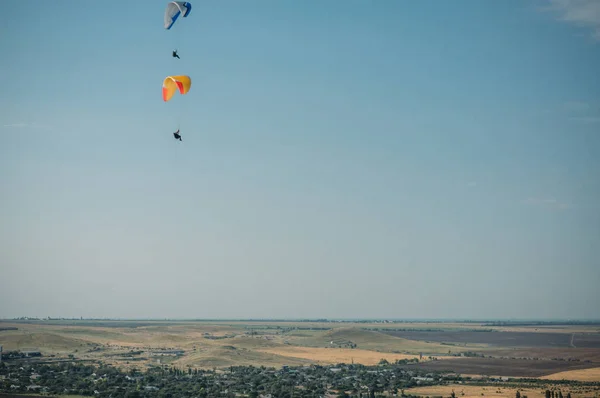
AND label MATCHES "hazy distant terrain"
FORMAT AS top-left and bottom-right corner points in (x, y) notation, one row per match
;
(1, 319), (599, 382)
(379, 330), (600, 348)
